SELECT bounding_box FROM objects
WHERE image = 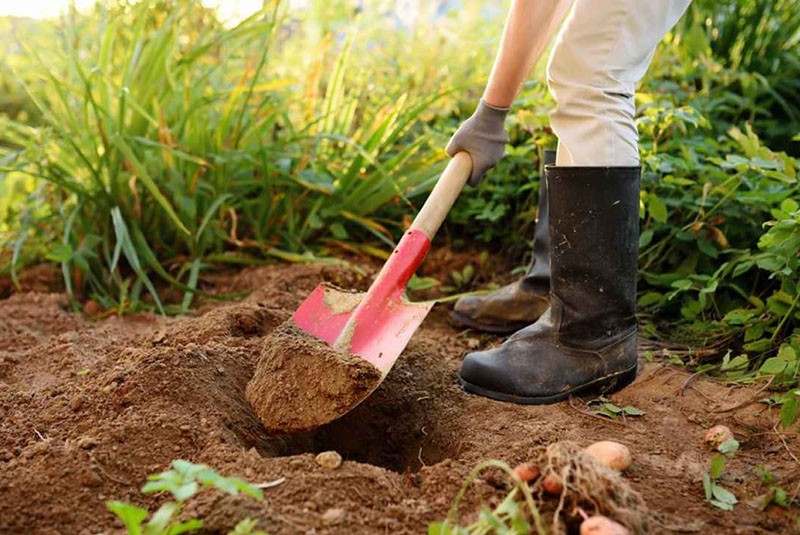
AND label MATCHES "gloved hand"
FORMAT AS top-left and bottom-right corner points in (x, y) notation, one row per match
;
(446, 100), (510, 186)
